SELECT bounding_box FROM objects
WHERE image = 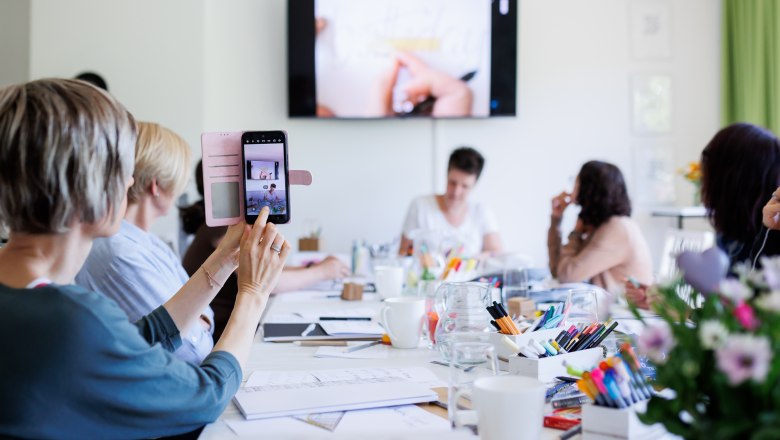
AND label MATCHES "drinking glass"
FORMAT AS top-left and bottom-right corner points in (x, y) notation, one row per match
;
(565, 289), (600, 326)
(448, 341), (499, 430)
(417, 279), (441, 349)
(433, 282), (492, 360)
